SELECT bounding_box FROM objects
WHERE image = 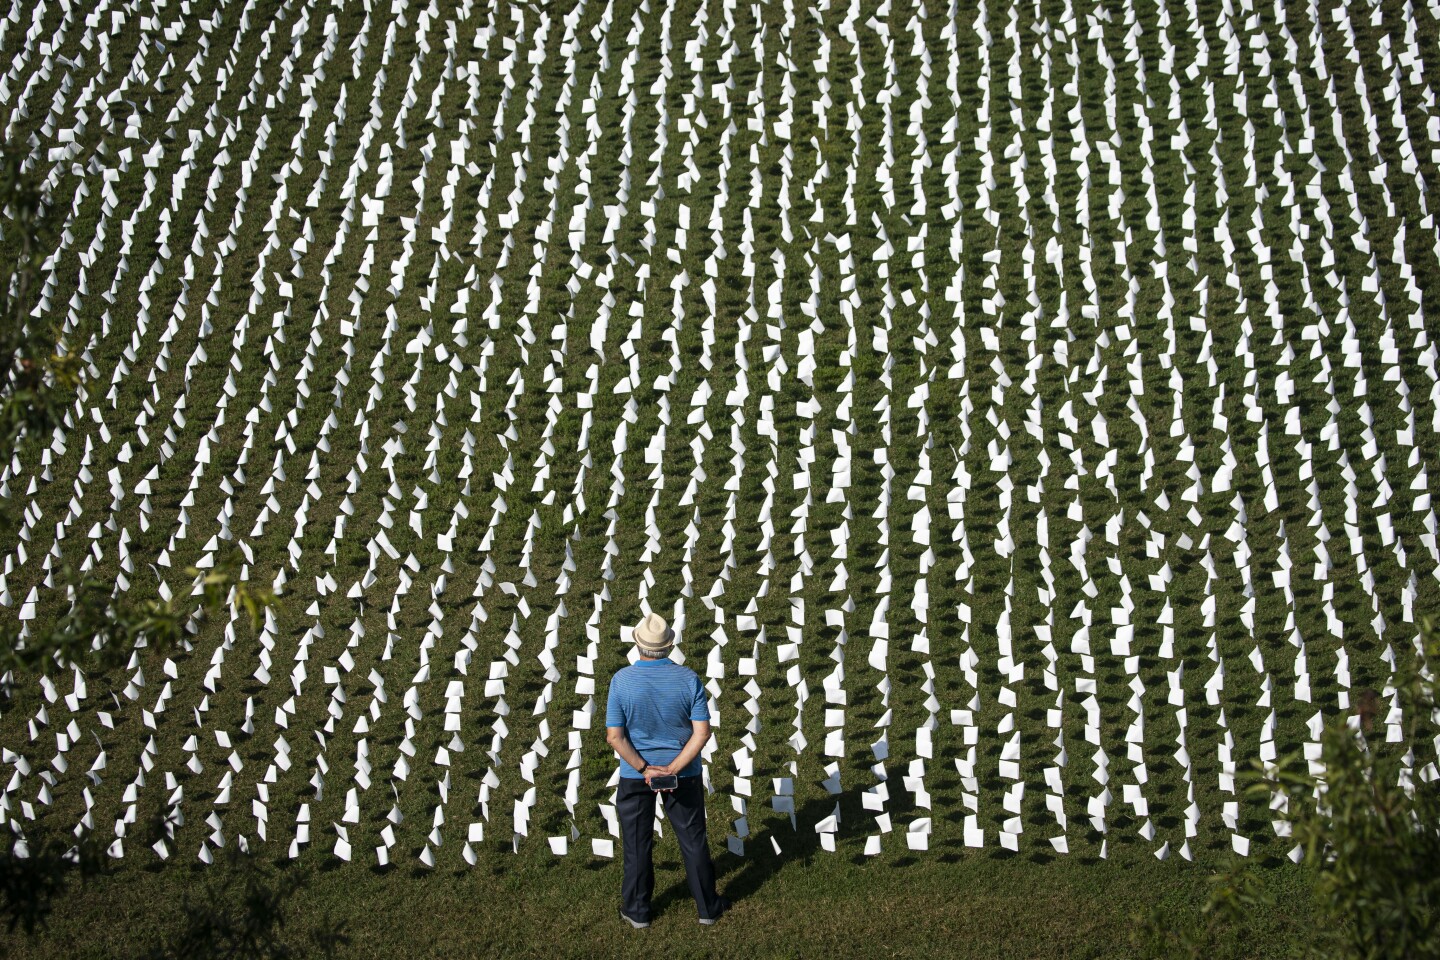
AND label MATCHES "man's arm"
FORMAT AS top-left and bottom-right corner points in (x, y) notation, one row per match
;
(650, 720), (711, 776)
(606, 725), (662, 782)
